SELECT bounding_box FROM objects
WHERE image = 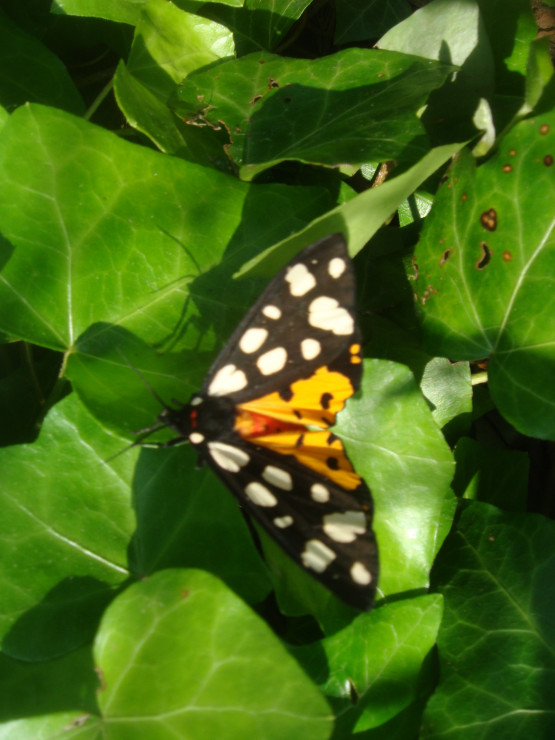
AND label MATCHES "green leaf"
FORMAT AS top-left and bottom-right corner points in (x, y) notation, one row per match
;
(0, 712), (103, 740)
(424, 502), (555, 738)
(334, 0), (411, 45)
(479, 0), (538, 90)
(0, 10), (84, 115)
(524, 37), (555, 113)
(415, 112), (555, 440)
(130, 445), (271, 602)
(316, 595), (443, 732)
(51, 0), (140, 25)
(0, 342), (62, 446)
(0, 647), (98, 723)
(204, 0), (311, 55)
(93, 569), (333, 739)
(0, 394), (135, 660)
(113, 1), (235, 160)
(379, 0), (495, 144)
(378, 0), (490, 70)
(237, 142), (464, 278)
(420, 357), (472, 442)
(173, 48), (452, 180)
(453, 437), (529, 511)
(0, 386), (270, 660)
(338, 360), (456, 597)
(0, 103), (329, 356)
